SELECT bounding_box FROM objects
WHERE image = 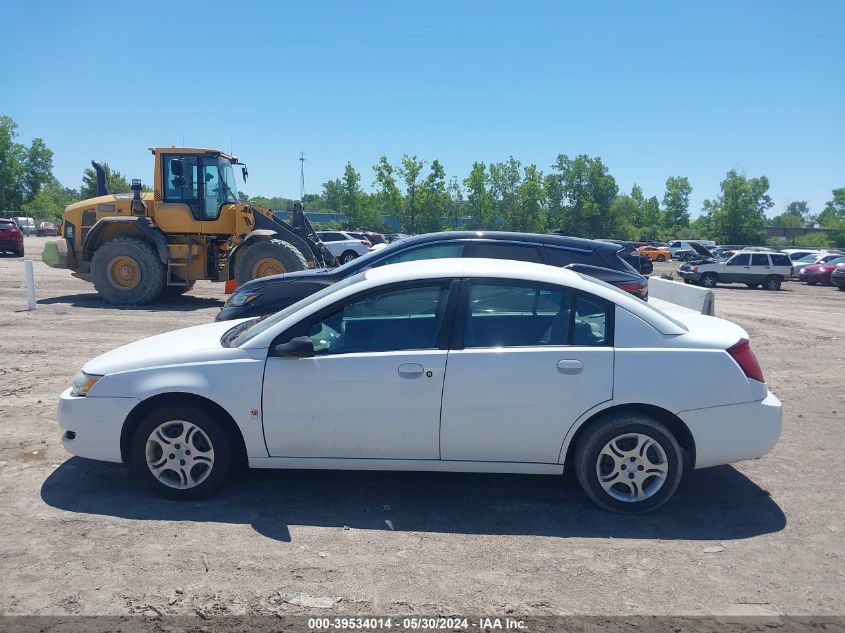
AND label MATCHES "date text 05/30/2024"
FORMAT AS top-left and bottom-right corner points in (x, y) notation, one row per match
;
(308, 617), (527, 630)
